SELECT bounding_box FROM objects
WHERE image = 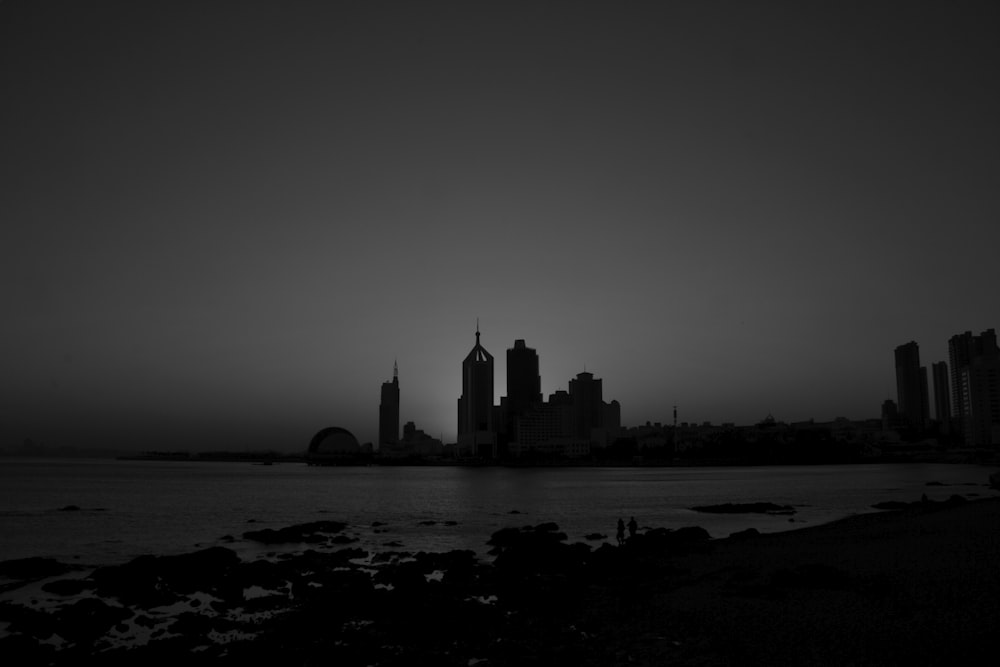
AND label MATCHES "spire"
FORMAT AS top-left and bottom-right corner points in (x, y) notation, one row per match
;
(393, 359), (398, 382)
(476, 317), (480, 342)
